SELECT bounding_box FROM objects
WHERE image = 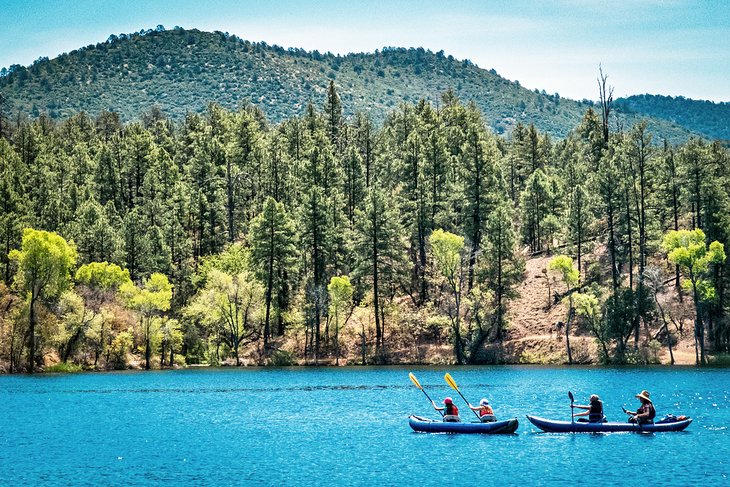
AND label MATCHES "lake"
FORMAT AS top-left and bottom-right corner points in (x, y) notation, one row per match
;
(1, 366), (728, 486)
